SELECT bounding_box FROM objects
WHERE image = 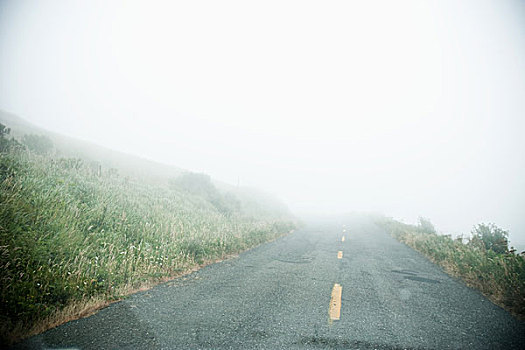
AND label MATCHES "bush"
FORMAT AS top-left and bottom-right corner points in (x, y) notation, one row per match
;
(470, 223), (509, 254)
(0, 123), (23, 153)
(418, 216), (436, 234)
(170, 172), (240, 216)
(22, 134), (54, 155)
(171, 172), (216, 197)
